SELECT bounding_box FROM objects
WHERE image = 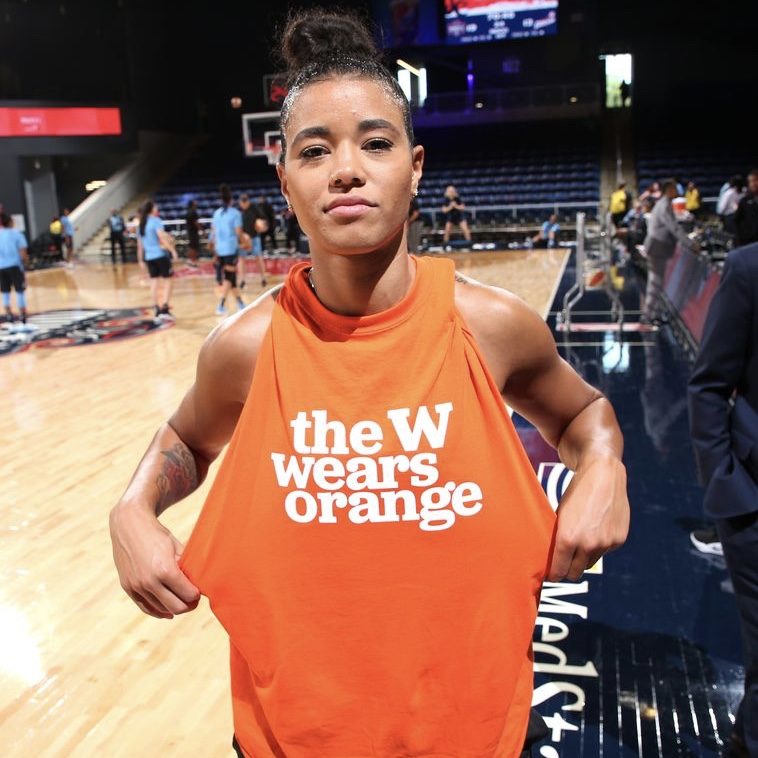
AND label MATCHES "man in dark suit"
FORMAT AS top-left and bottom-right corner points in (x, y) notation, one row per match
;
(688, 242), (758, 758)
